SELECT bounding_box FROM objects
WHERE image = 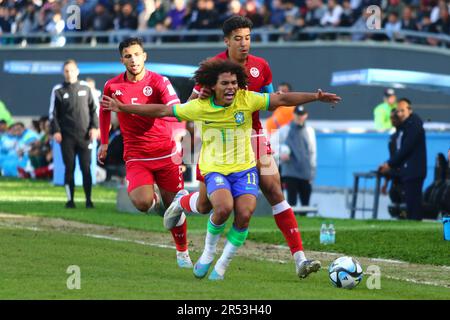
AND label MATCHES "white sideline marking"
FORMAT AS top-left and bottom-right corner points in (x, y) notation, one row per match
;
(84, 233), (175, 250)
(386, 275), (450, 288)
